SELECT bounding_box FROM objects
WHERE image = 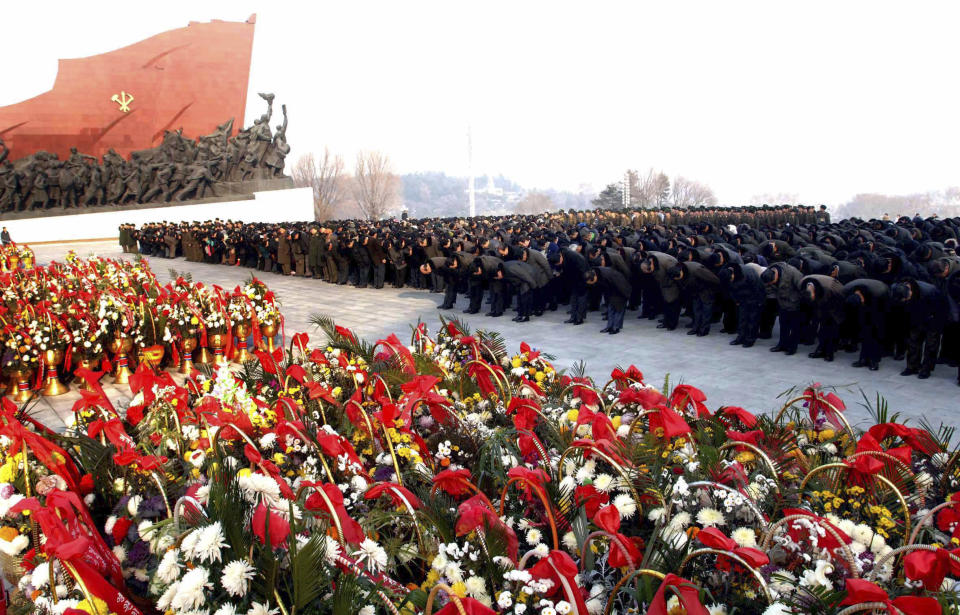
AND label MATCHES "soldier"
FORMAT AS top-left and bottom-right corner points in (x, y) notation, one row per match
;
(669, 261), (720, 337)
(892, 278), (948, 379)
(586, 266), (631, 335)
